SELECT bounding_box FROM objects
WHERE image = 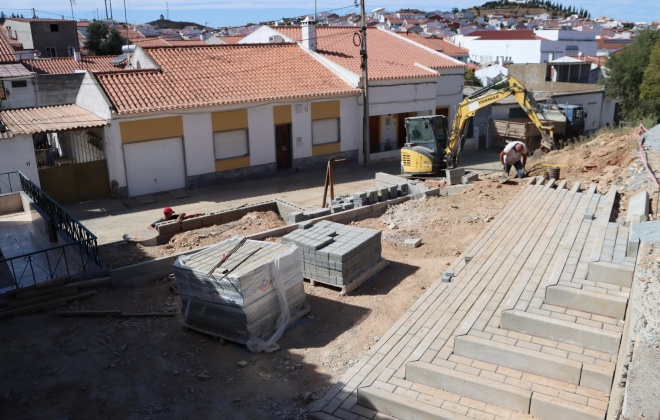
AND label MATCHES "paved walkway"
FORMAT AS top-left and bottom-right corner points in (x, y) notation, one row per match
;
(310, 178), (635, 420)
